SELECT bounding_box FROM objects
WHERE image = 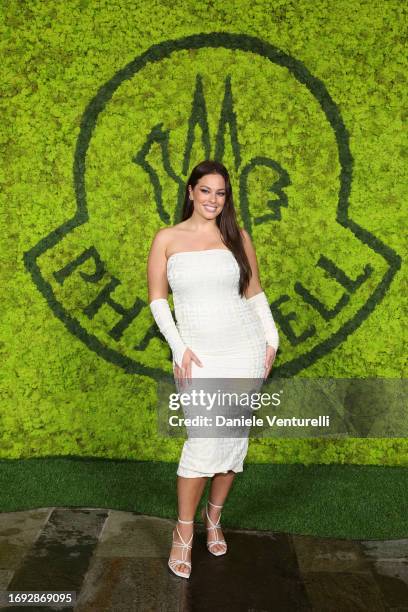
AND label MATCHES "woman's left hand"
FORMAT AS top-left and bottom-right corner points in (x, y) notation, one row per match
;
(264, 345), (276, 380)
